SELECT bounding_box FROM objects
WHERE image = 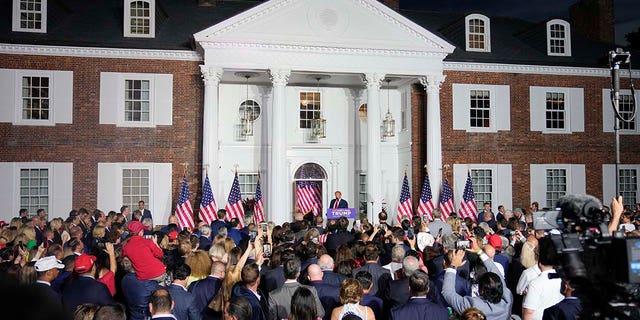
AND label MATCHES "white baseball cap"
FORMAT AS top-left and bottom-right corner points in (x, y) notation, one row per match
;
(34, 256), (65, 272)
